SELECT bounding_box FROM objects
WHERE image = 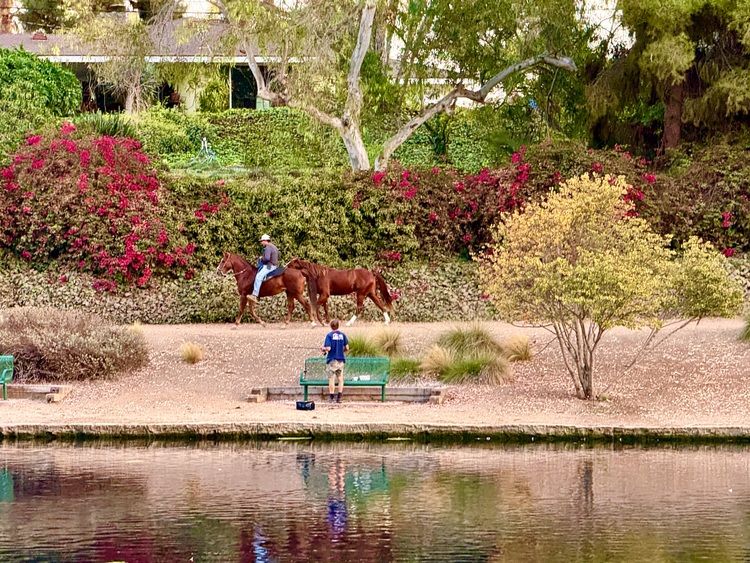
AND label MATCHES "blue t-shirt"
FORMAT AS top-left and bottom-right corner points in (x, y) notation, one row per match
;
(324, 330), (348, 363)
